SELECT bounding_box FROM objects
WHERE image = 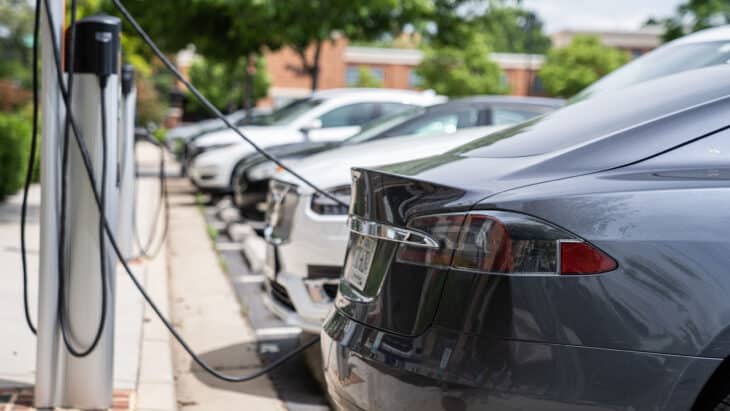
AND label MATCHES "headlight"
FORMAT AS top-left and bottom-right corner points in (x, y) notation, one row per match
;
(247, 161), (278, 181)
(310, 185), (351, 215)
